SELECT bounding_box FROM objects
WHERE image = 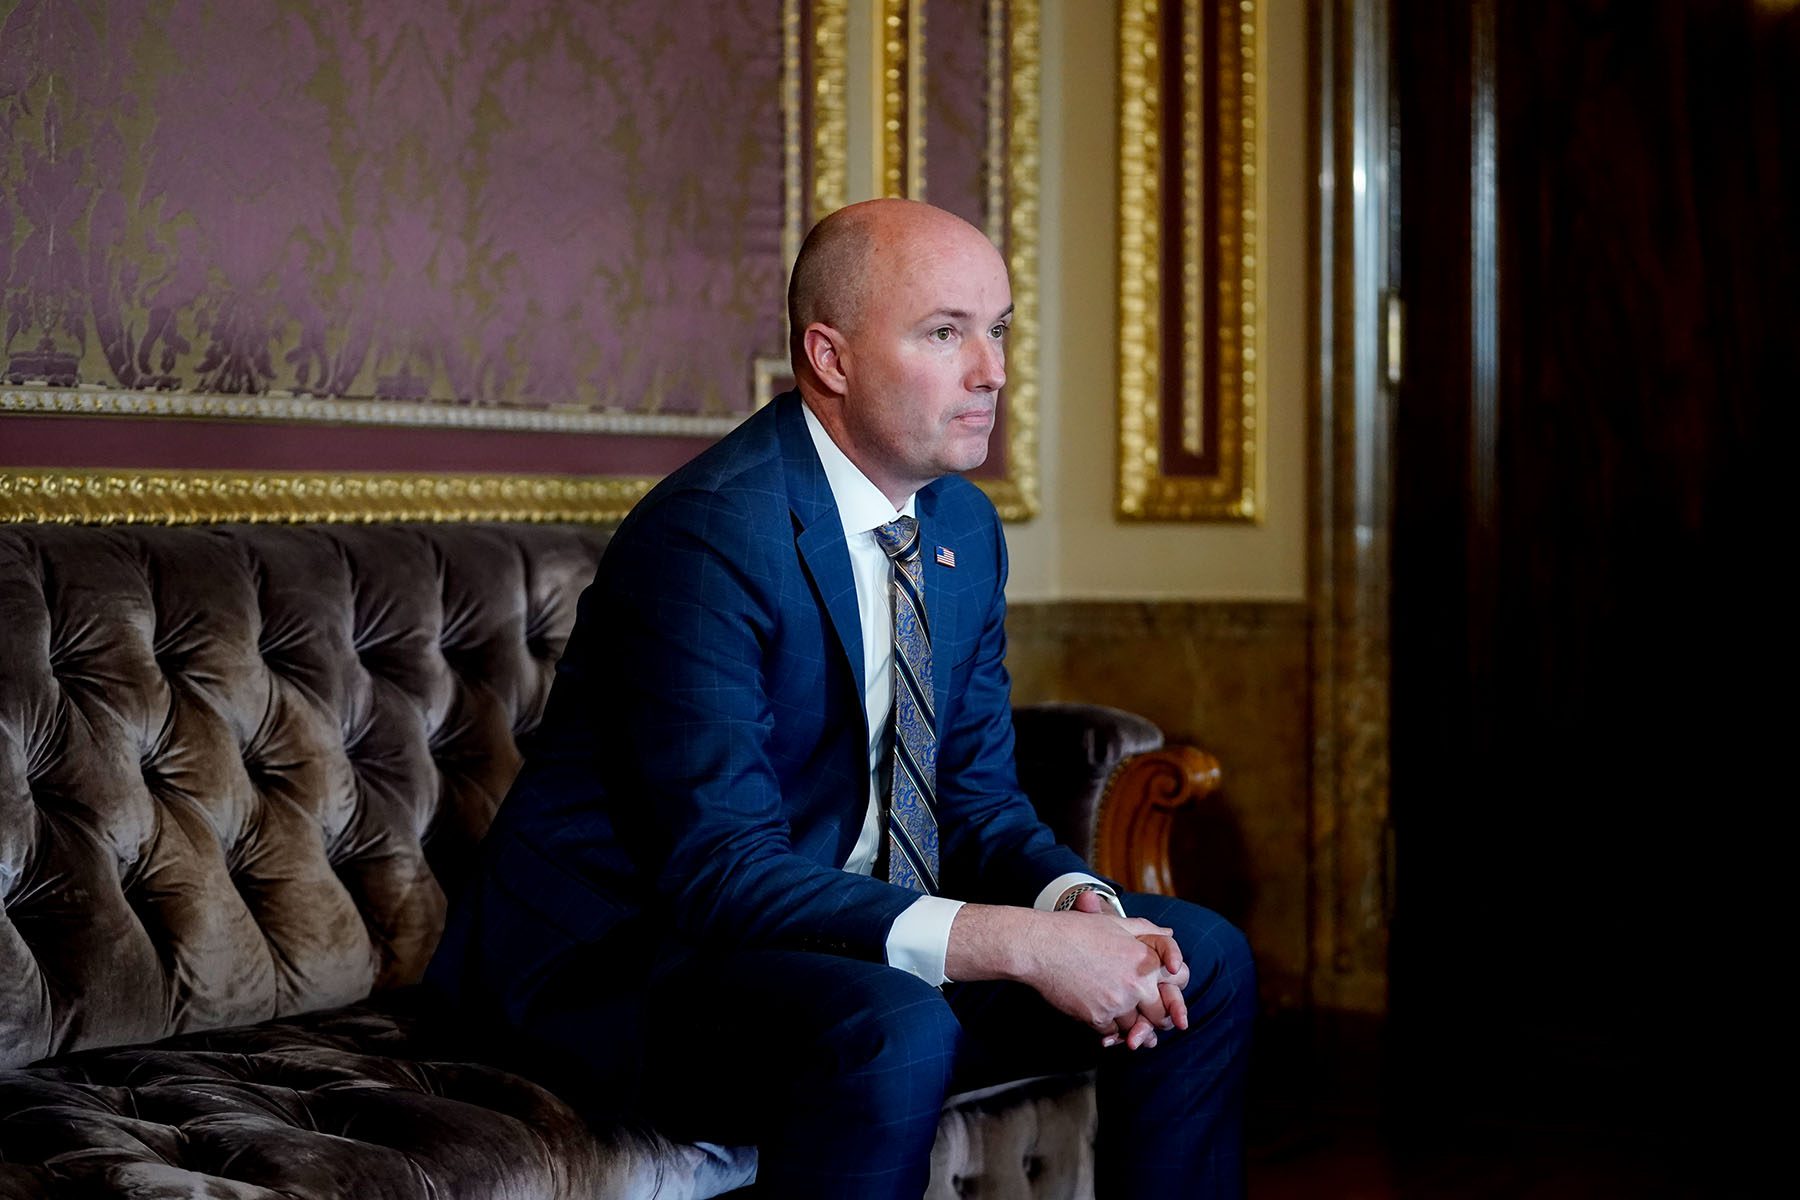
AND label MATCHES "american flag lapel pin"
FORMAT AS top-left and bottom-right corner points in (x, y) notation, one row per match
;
(934, 545), (956, 568)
